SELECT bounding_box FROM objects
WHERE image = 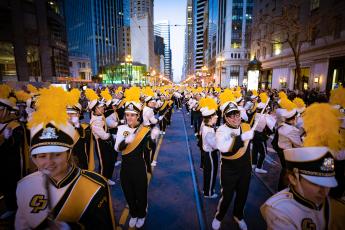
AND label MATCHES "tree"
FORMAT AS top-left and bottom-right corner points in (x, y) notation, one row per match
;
(252, 0), (321, 90)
